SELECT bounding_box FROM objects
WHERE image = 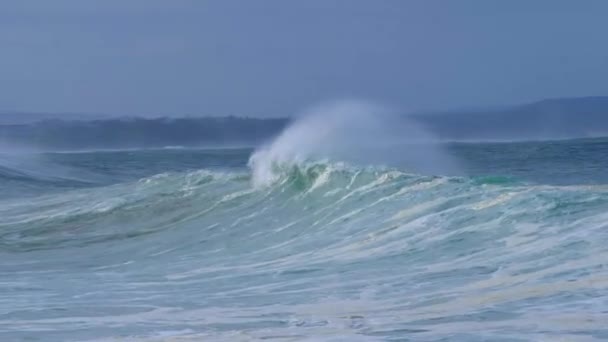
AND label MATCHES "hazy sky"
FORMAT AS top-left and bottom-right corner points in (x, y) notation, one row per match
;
(1, 0), (607, 117)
